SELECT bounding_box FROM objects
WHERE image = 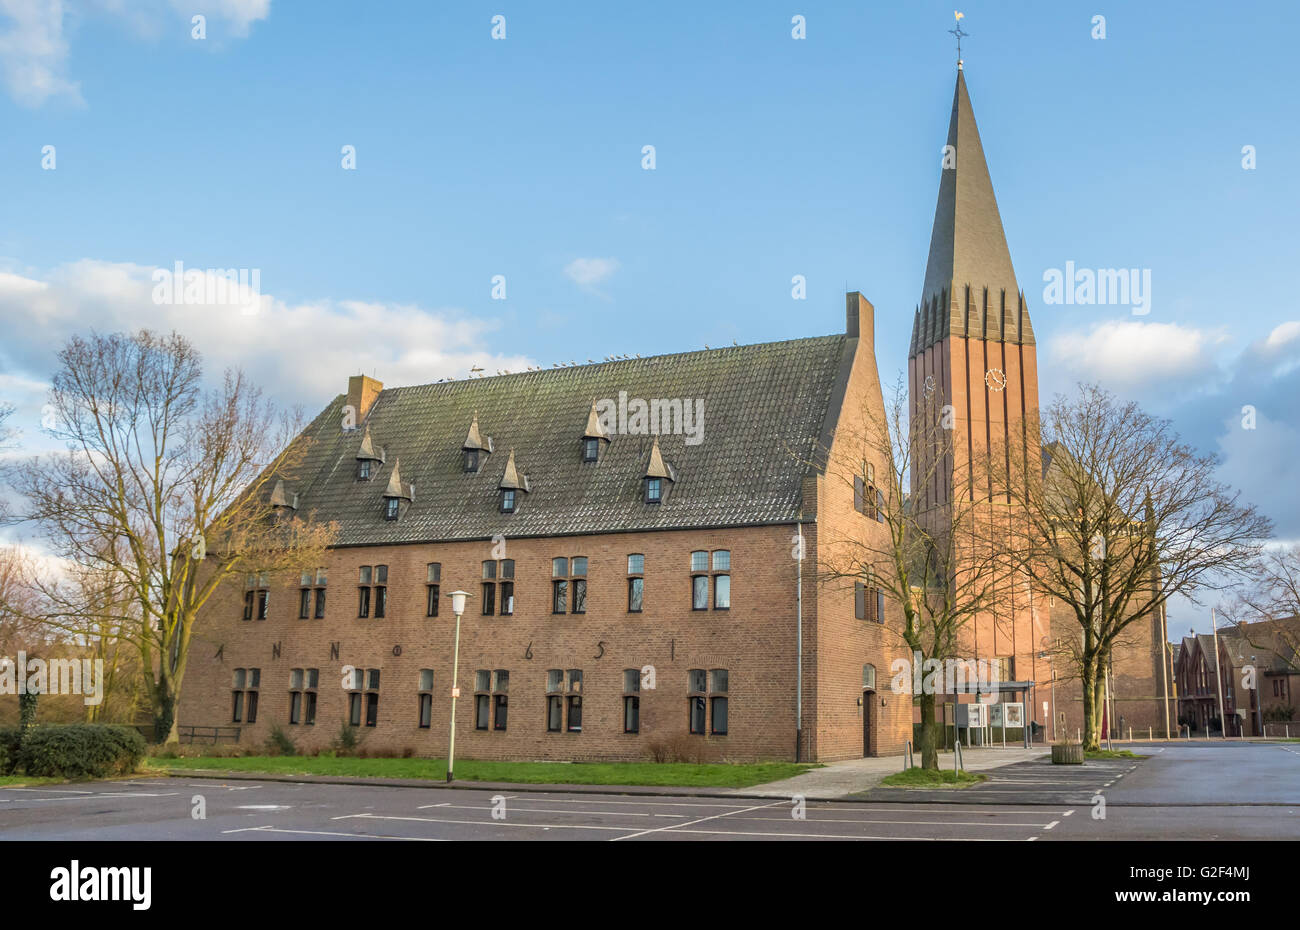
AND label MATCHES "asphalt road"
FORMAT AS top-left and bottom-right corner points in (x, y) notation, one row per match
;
(0, 741), (1295, 841)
